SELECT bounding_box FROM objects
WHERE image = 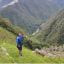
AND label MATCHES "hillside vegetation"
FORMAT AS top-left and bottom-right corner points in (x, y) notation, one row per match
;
(0, 17), (64, 63)
(0, 27), (43, 63)
(0, 17), (43, 50)
(0, 0), (64, 33)
(35, 10), (64, 46)
(0, 17), (26, 35)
